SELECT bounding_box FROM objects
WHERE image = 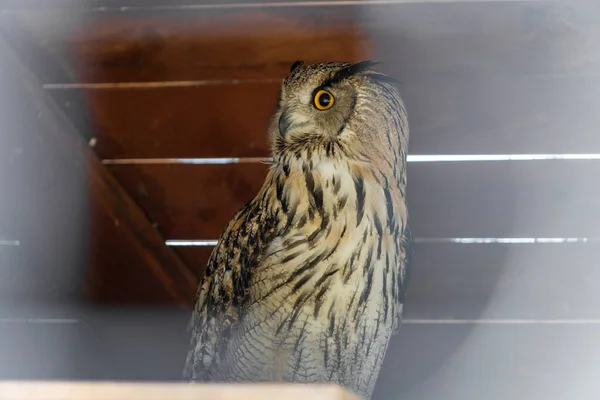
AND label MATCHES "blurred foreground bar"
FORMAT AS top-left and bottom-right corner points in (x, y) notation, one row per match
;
(0, 382), (358, 400)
